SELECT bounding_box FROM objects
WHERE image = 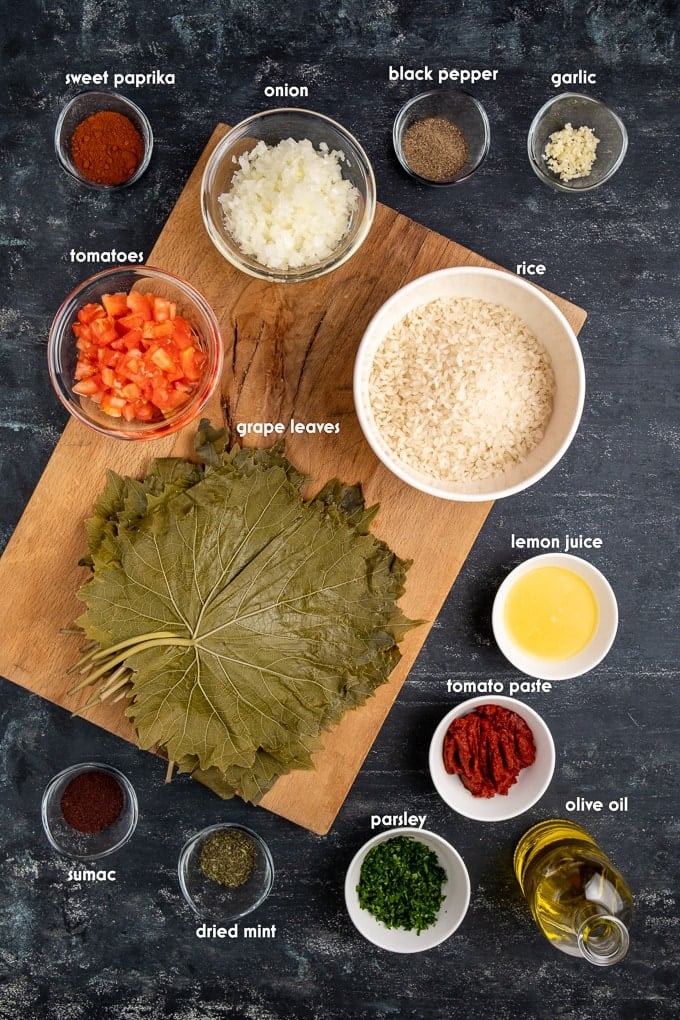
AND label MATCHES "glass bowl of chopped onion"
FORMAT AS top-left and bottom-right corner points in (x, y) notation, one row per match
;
(178, 823), (274, 924)
(47, 265), (223, 440)
(527, 93), (628, 192)
(201, 108), (377, 283)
